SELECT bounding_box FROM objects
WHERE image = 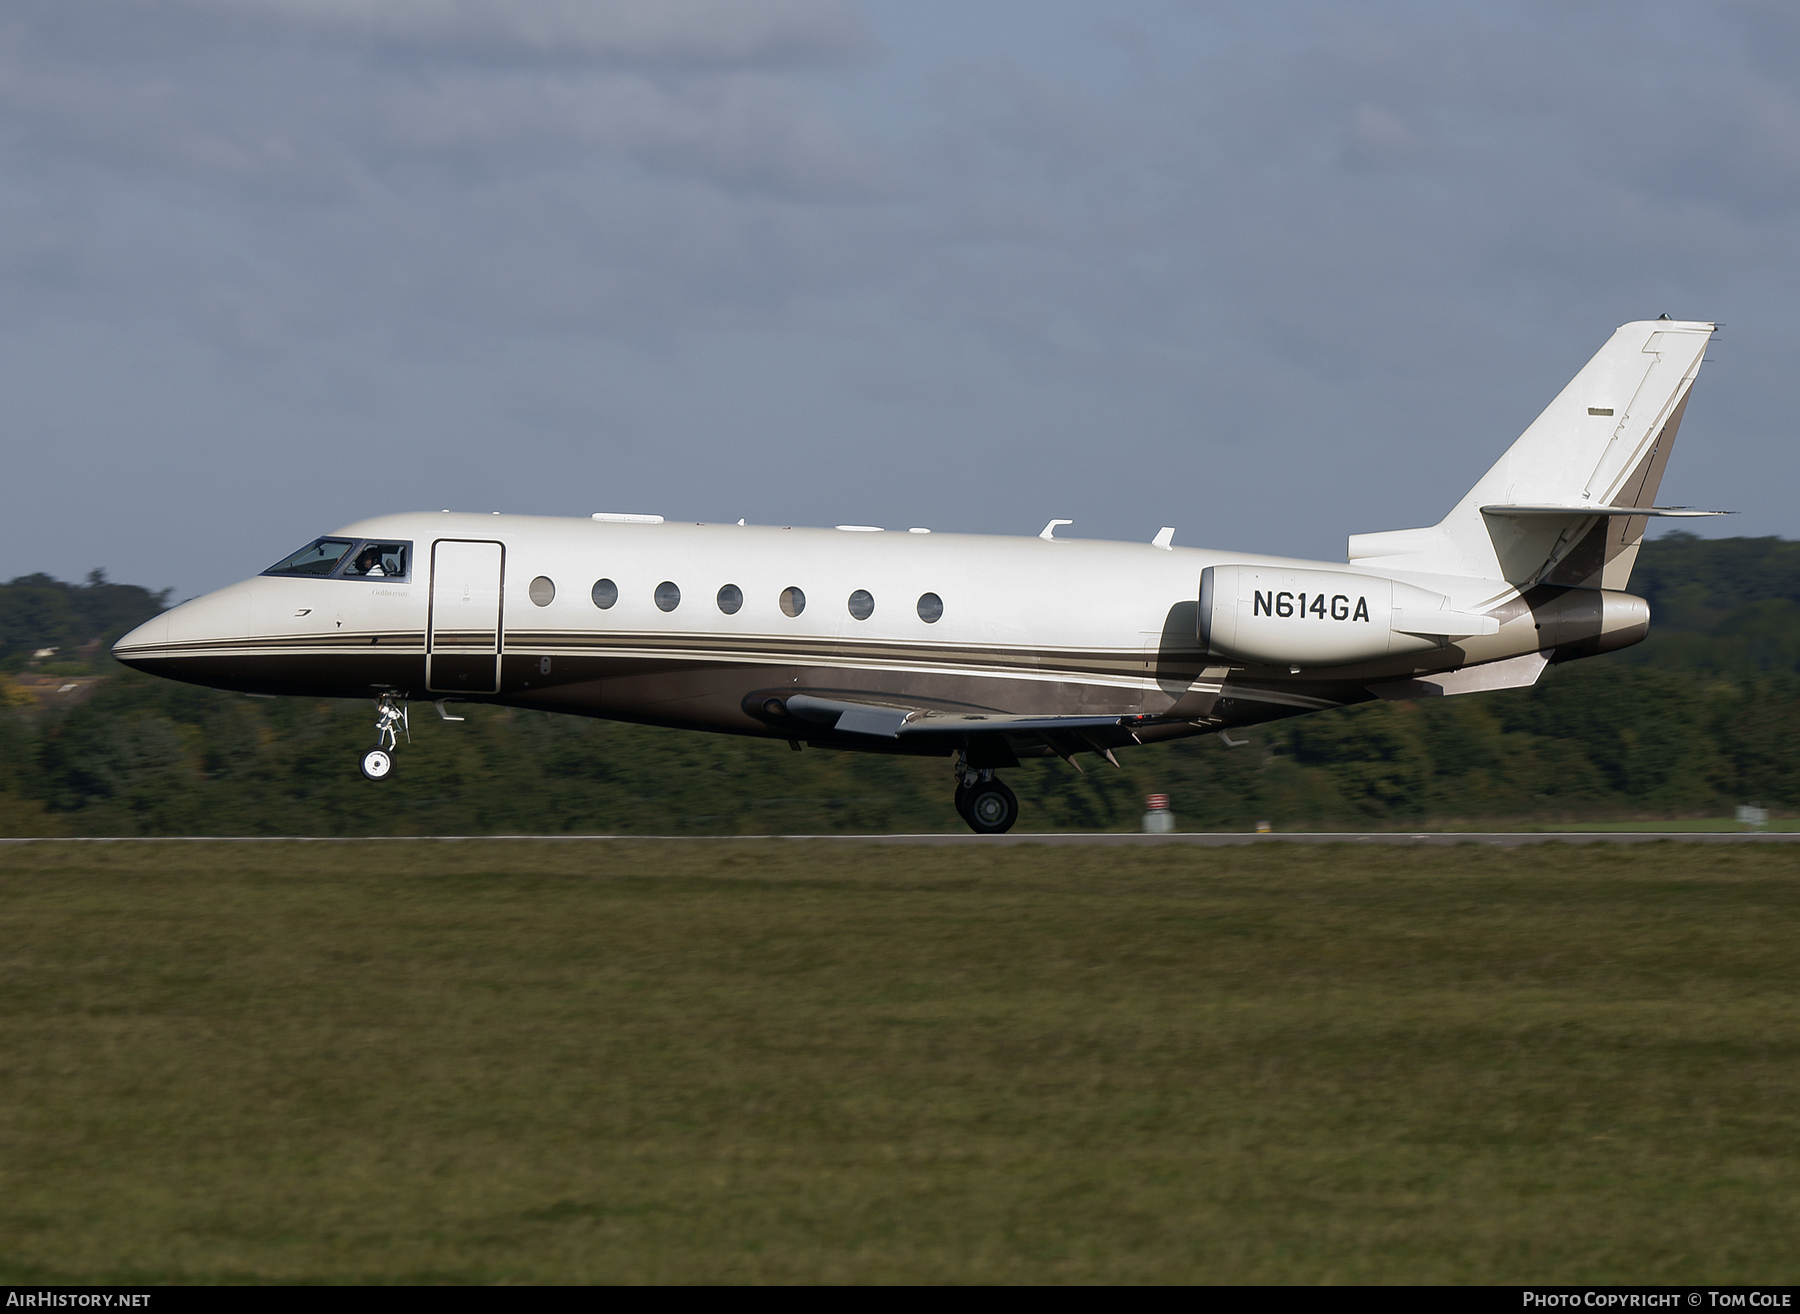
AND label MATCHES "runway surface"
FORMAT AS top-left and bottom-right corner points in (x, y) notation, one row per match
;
(4, 831), (1797, 846)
